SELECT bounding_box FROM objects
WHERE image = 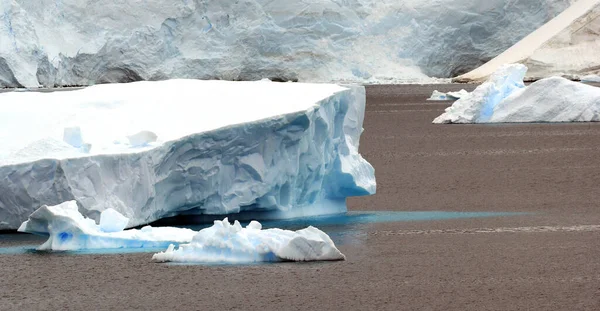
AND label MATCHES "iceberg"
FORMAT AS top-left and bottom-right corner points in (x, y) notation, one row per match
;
(152, 218), (345, 263)
(0, 0), (573, 87)
(18, 201), (196, 250)
(434, 64), (600, 123)
(0, 79), (375, 230)
(427, 89), (469, 101)
(455, 0), (600, 82)
(19, 201), (346, 263)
